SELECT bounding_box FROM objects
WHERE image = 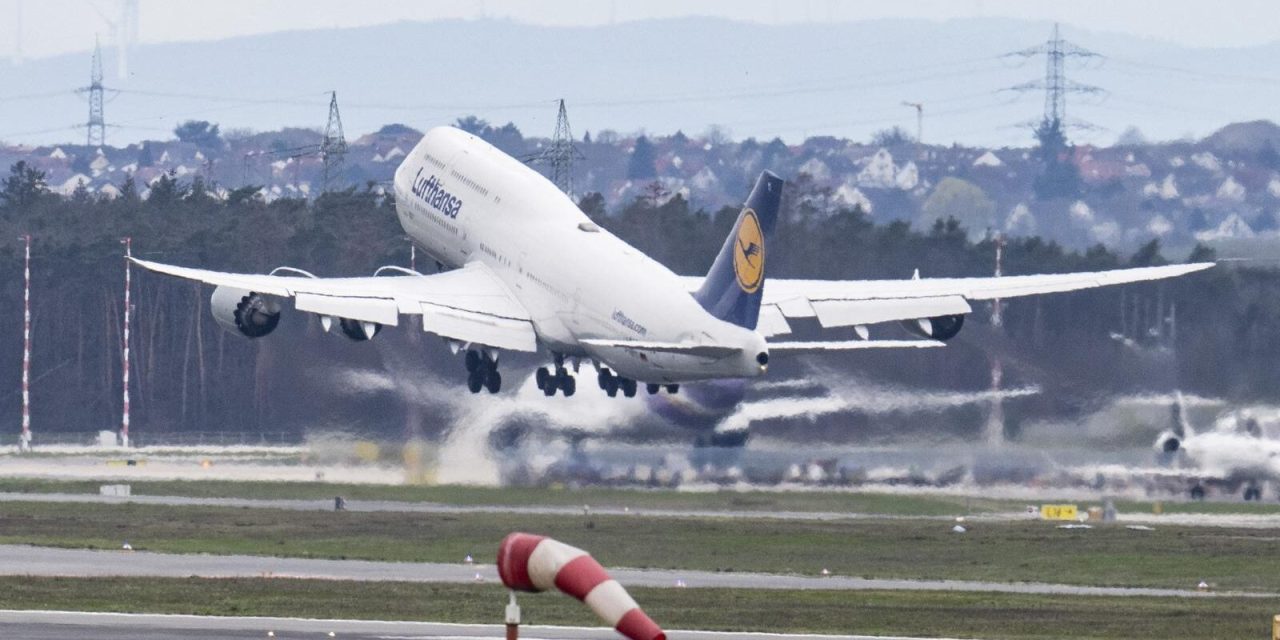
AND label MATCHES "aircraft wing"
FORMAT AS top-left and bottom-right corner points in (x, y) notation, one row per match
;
(686, 262), (1213, 335)
(132, 258), (538, 352)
